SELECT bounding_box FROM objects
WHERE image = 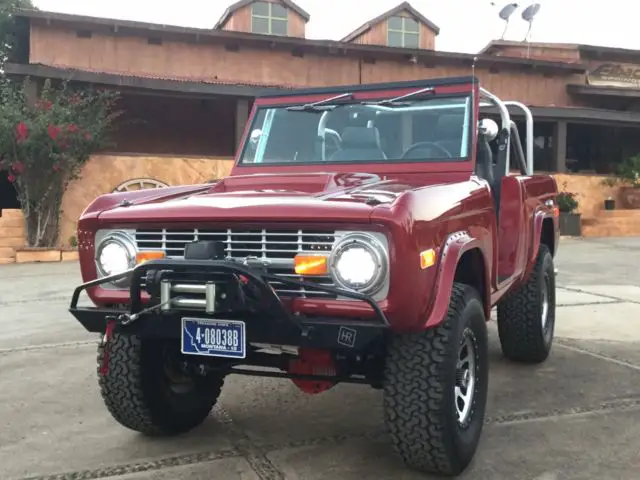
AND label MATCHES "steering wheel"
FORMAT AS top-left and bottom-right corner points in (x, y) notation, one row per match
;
(401, 141), (453, 160)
